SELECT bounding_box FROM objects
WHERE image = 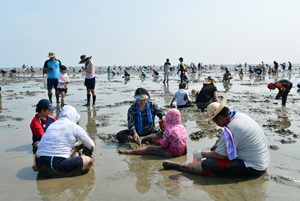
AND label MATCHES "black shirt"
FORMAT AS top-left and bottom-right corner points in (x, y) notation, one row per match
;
(196, 84), (217, 103)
